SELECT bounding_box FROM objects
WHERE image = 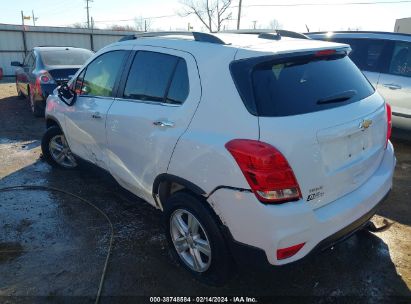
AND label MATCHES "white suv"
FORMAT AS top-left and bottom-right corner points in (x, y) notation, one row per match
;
(41, 31), (396, 285)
